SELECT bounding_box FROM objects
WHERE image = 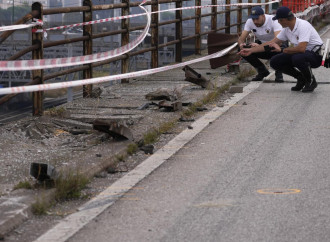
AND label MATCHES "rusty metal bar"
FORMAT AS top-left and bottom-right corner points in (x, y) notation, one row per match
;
(211, 0), (217, 31)
(8, 44), (39, 61)
(44, 7), (90, 15)
(225, 0), (231, 33)
(83, 0), (93, 98)
(195, 0), (201, 55)
(0, 13), (34, 45)
(265, 0), (269, 13)
(248, 0), (253, 15)
(31, 3), (44, 116)
(121, 0), (130, 83)
(151, 0), (159, 68)
(175, 1), (182, 62)
(0, 77), (40, 106)
(238, 0), (242, 33)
